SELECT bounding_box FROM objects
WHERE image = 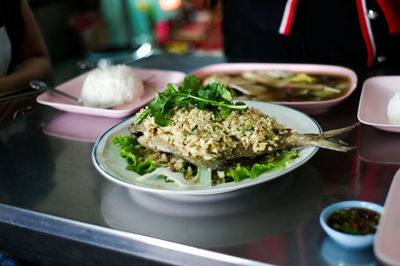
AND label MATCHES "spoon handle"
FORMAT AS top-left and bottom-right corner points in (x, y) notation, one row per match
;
(30, 81), (83, 104)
